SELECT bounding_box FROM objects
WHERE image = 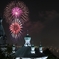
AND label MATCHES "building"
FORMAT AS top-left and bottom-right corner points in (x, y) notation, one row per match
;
(0, 19), (8, 58)
(0, 19), (5, 44)
(14, 33), (48, 59)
